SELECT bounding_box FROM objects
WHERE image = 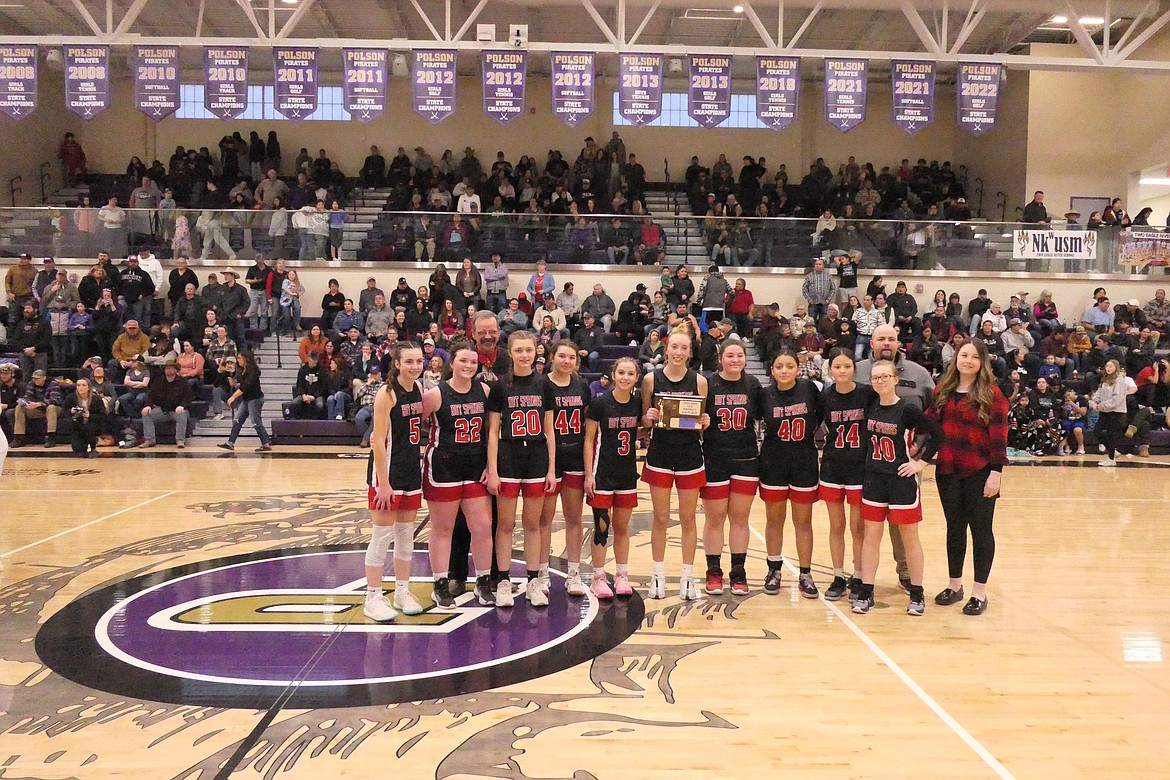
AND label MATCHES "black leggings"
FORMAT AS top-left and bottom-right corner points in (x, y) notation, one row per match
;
(1094, 411), (1127, 459)
(936, 468), (998, 584)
